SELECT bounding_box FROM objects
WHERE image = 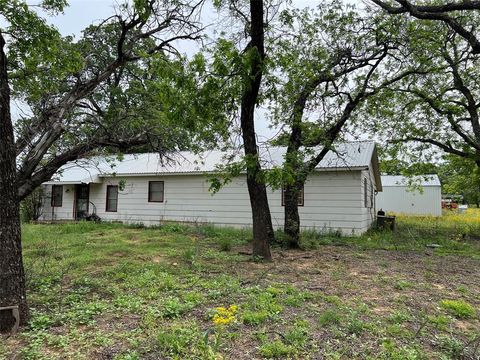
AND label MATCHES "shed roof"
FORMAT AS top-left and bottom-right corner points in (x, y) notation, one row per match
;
(381, 175), (441, 187)
(44, 141), (379, 184)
